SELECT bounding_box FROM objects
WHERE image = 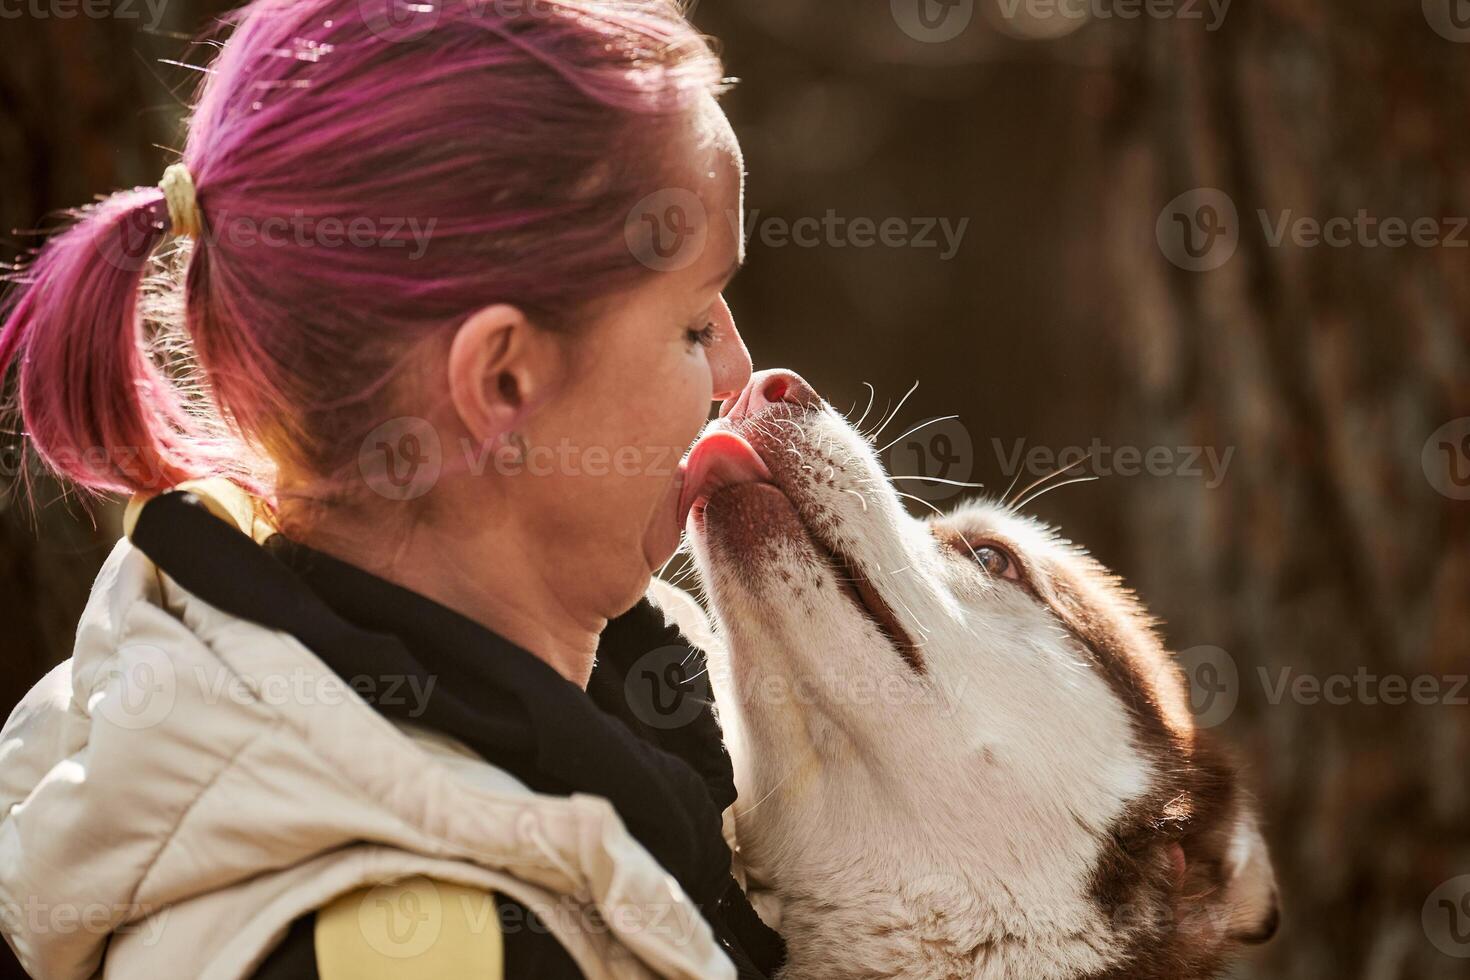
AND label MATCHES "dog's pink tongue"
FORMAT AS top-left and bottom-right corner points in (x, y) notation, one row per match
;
(678, 430), (773, 528)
